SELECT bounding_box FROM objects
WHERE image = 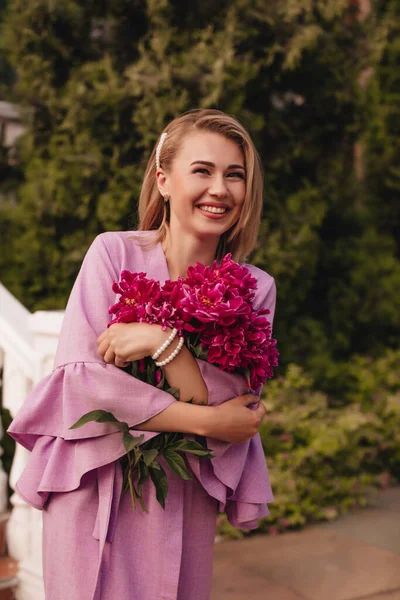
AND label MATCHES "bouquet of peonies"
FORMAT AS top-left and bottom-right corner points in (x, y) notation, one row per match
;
(71, 254), (279, 511)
